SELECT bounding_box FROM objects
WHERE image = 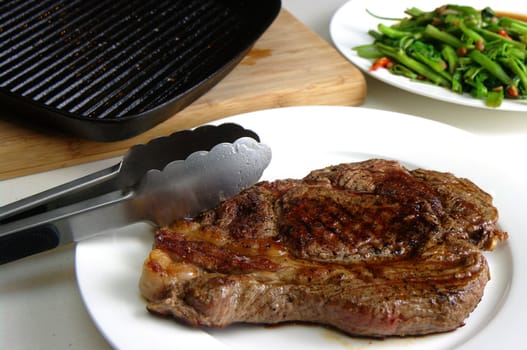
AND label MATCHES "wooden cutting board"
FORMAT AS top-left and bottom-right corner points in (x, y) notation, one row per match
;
(0, 10), (366, 180)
